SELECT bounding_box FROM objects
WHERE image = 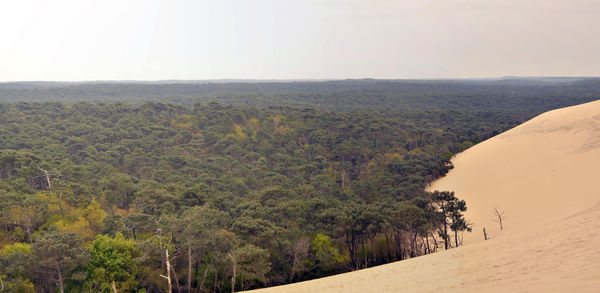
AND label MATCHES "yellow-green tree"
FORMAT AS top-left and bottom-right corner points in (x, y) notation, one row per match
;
(85, 233), (139, 292)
